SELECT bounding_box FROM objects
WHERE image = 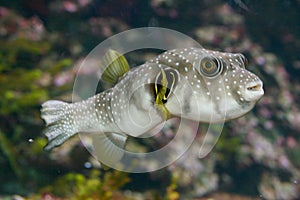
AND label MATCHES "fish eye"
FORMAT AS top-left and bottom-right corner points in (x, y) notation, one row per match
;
(200, 56), (222, 77)
(238, 53), (248, 68)
(243, 56), (248, 67)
